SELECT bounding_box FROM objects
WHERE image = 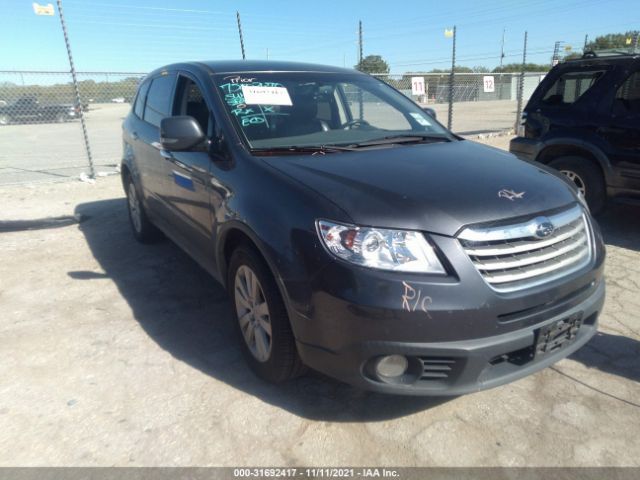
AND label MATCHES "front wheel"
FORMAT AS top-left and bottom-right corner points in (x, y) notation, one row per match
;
(549, 156), (606, 214)
(0, 114), (10, 125)
(228, 245), (305, 383)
